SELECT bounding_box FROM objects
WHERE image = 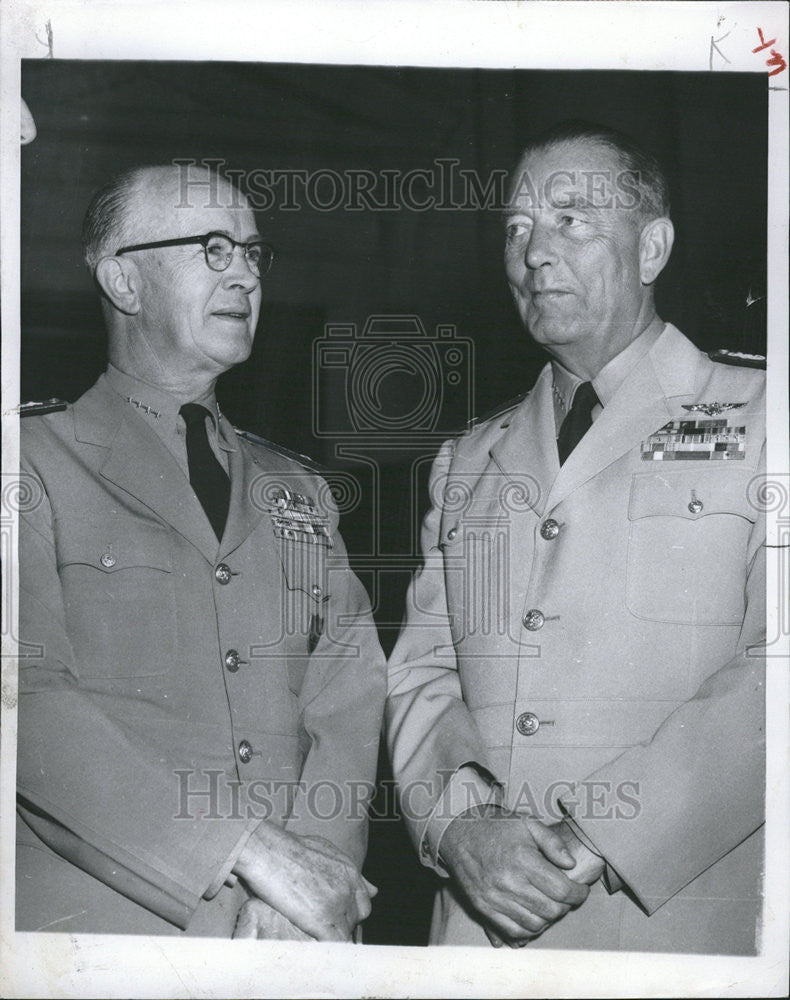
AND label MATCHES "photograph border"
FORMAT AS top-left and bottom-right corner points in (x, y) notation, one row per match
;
(2, 2), (788, 997)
